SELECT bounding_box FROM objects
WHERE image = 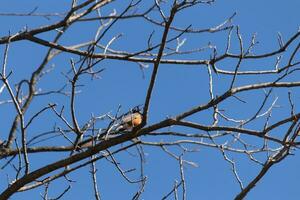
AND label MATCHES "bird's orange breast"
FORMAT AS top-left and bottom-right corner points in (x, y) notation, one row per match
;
(132, 115), (142, 127)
